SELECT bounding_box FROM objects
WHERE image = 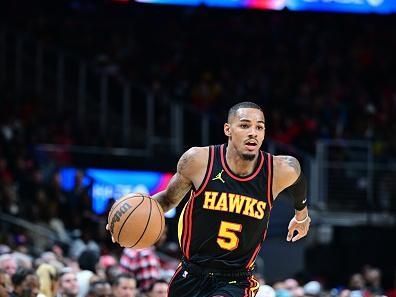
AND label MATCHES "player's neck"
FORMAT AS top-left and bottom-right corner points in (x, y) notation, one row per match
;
(225, 145), (259, 177)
